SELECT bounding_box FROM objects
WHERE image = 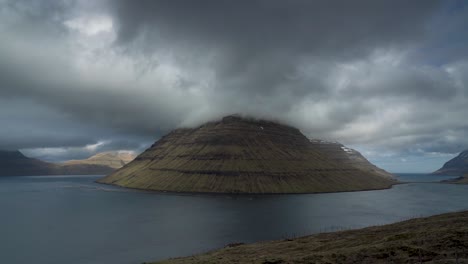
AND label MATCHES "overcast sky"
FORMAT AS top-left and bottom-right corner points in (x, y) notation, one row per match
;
(1, 0), (467, 172)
